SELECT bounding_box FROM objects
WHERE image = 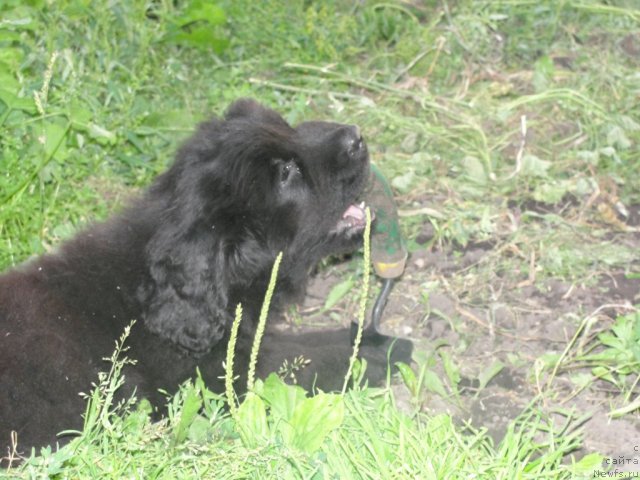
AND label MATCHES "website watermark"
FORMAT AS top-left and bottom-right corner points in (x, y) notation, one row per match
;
(592, 449), (640, 478)
(593, 470), (639, 478)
